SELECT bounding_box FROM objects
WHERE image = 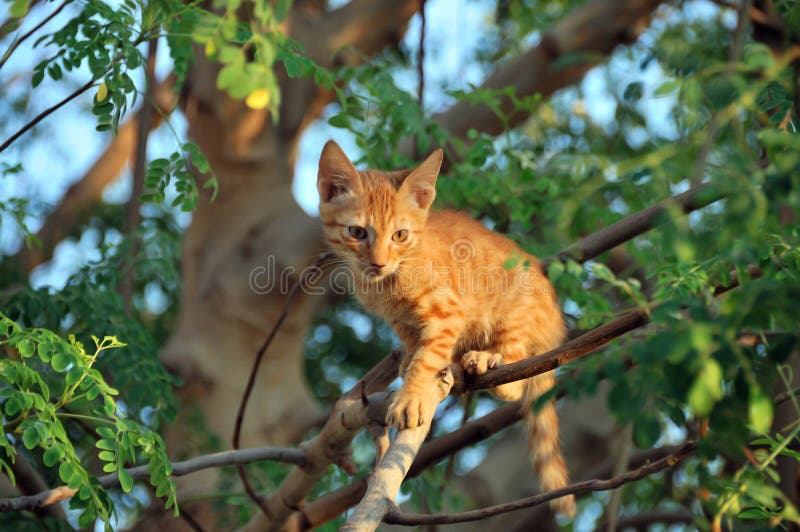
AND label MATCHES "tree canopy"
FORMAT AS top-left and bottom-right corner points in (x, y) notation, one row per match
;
(1, 0), (799, 530)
